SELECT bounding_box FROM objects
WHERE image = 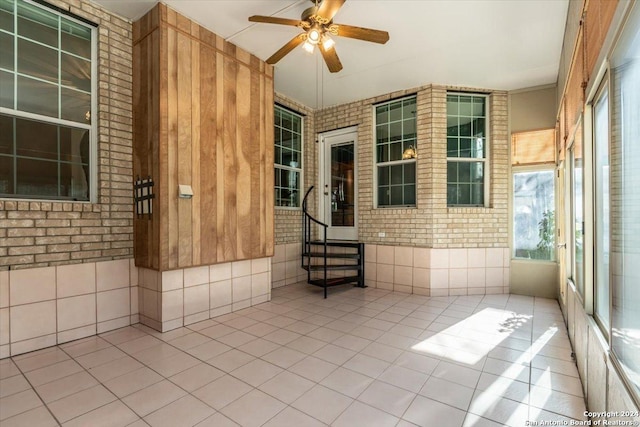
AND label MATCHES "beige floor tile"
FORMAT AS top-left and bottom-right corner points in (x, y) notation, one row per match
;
(186, 340), (232, 361)
(47, 384), (116, 423)
(528, 385), (587, 420)
(403, 395), (466, 427)
(333, 401), (399, 427)
(258, 371), (315, 404)
(285, 336), (327, 354)
(195, 412), (240, 427)
(100, 326), (148, 345)
(169, 363), (224, 392)
(62, 400), (139, 427)
(117, 335), (163, 354)
(220, 389), (286, 427)
(60, 336), (112, 358)
(1, 406), (57, 427)
(237, 338), (280, 357)
(420, 376), (475, 411)
(358, 380), (416, 417)
(292, 384), (353, 424)
(432, 360), (482, 388)
(167, 332), (211, 351)
(25, 359), (84, 387)
(288, 356), (338, 382)
(216, 331), (257, 348)
(13, 348), (70, 372)
(313, 344), (356, 365)
(122, 380), (187, 417)
(144, 395), (215, 427)
(192, 374), (252, 410)
(131, 343), (182, 365)
(0, 389), (42, 421)
(343, 353), (390, 378)
(88, 355), (144, 383)
(360, 341), (404, 363)
(146, 352), (200, 377)
(262, 329), (302, 346)
(468, 391), (530, 427)
(320, 367), (374, 398)
(104, 366), (164, 398)
(462, 413), (505, 427)
(0, 374), (30, 398)
(0, 359), (21, 379)
(206, 349), (255, 373)
(261, 346), (307, 369)
(75, 346), (128, 369)
(35, 370), (98, 403)
(262, 407), (326, 427)
(231, 359), (283, 387)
